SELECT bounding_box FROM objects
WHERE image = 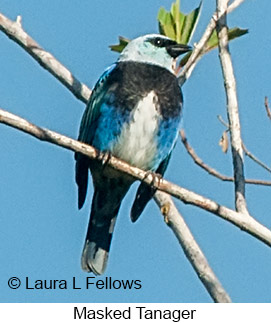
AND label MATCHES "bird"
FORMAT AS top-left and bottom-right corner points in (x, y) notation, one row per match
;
(75, 34), (191, 275)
